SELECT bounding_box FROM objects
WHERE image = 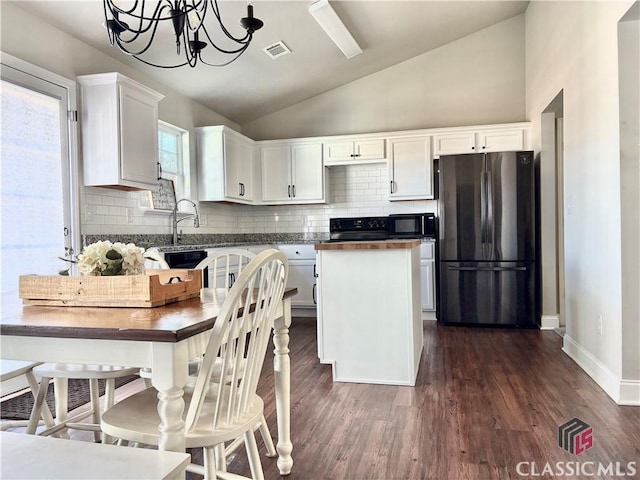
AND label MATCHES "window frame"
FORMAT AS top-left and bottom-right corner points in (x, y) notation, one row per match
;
(158, 120), (190, 205)
(0, 52), (80, 257)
